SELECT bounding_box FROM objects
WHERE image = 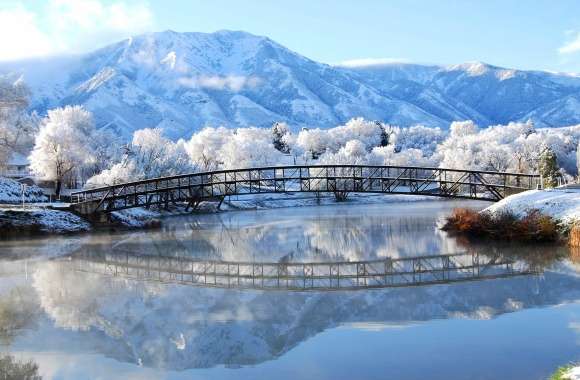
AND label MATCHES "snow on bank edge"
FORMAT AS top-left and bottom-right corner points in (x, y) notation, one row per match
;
(483, 189), (580, 224)
(110, 208), (162, 228)
(0, 177), (46, 203)
(0, 208), (91, 233)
